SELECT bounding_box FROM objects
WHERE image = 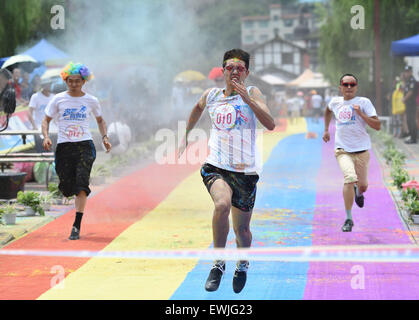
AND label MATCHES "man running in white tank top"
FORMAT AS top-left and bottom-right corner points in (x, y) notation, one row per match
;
(179, 49), (275, 293)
